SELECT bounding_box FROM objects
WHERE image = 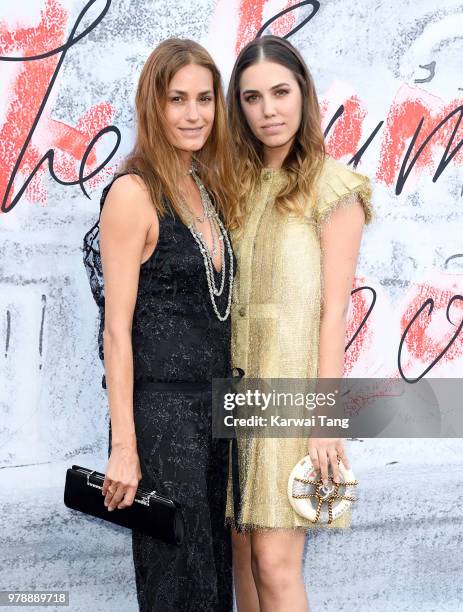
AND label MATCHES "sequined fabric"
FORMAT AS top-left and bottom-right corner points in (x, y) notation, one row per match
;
(226, 156), (374, 531)
(83, 172), (235, 611)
